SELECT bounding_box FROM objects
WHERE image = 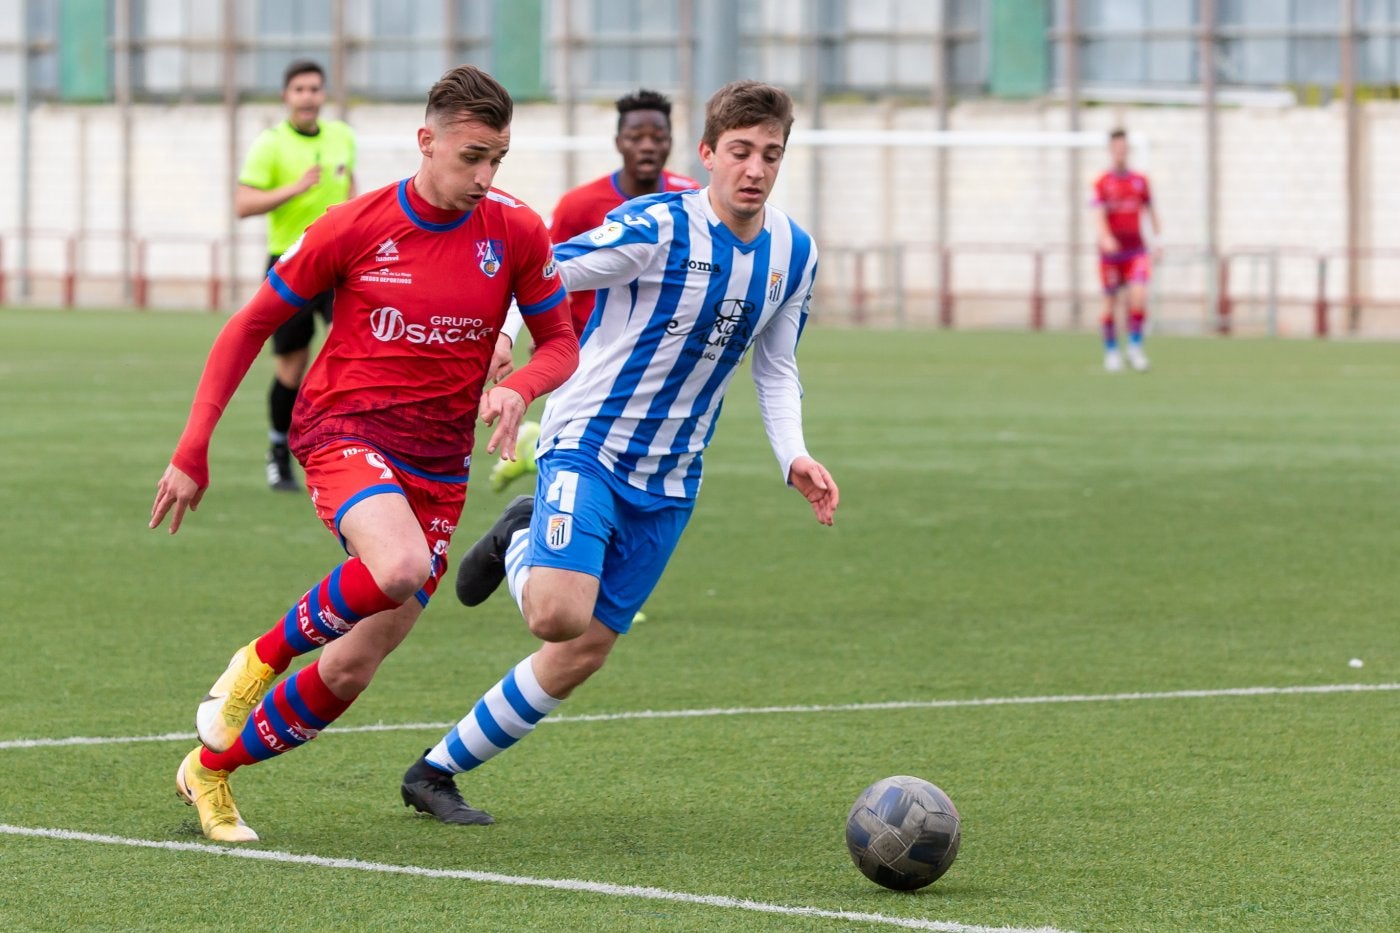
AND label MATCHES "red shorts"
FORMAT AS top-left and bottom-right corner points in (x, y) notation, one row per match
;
(302, 440), (468, 566)
(1099, 252), (1151, 294)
